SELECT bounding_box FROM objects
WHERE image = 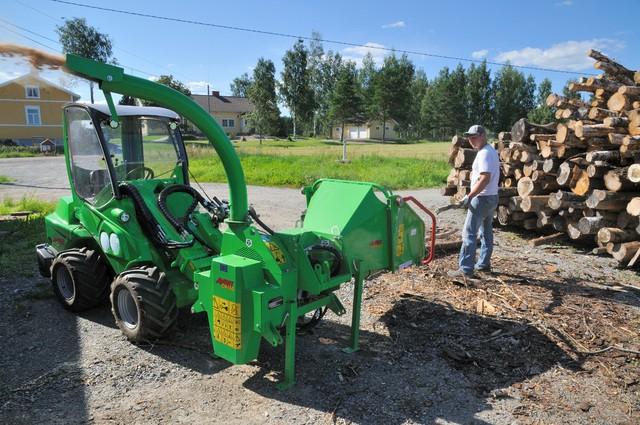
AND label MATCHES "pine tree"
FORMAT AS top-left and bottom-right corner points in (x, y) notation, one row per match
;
(370, 54), (414, 141)
(248, 58), (280, 141)
(280, 40), (315, 138)
(358, 52), (377, 120)
(465, 60), (493, 128)
(527, 78), (555, 124)
(492, 65), (537, 131)
(317, 51), (343, 136)
(328, 62), (364, 160)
